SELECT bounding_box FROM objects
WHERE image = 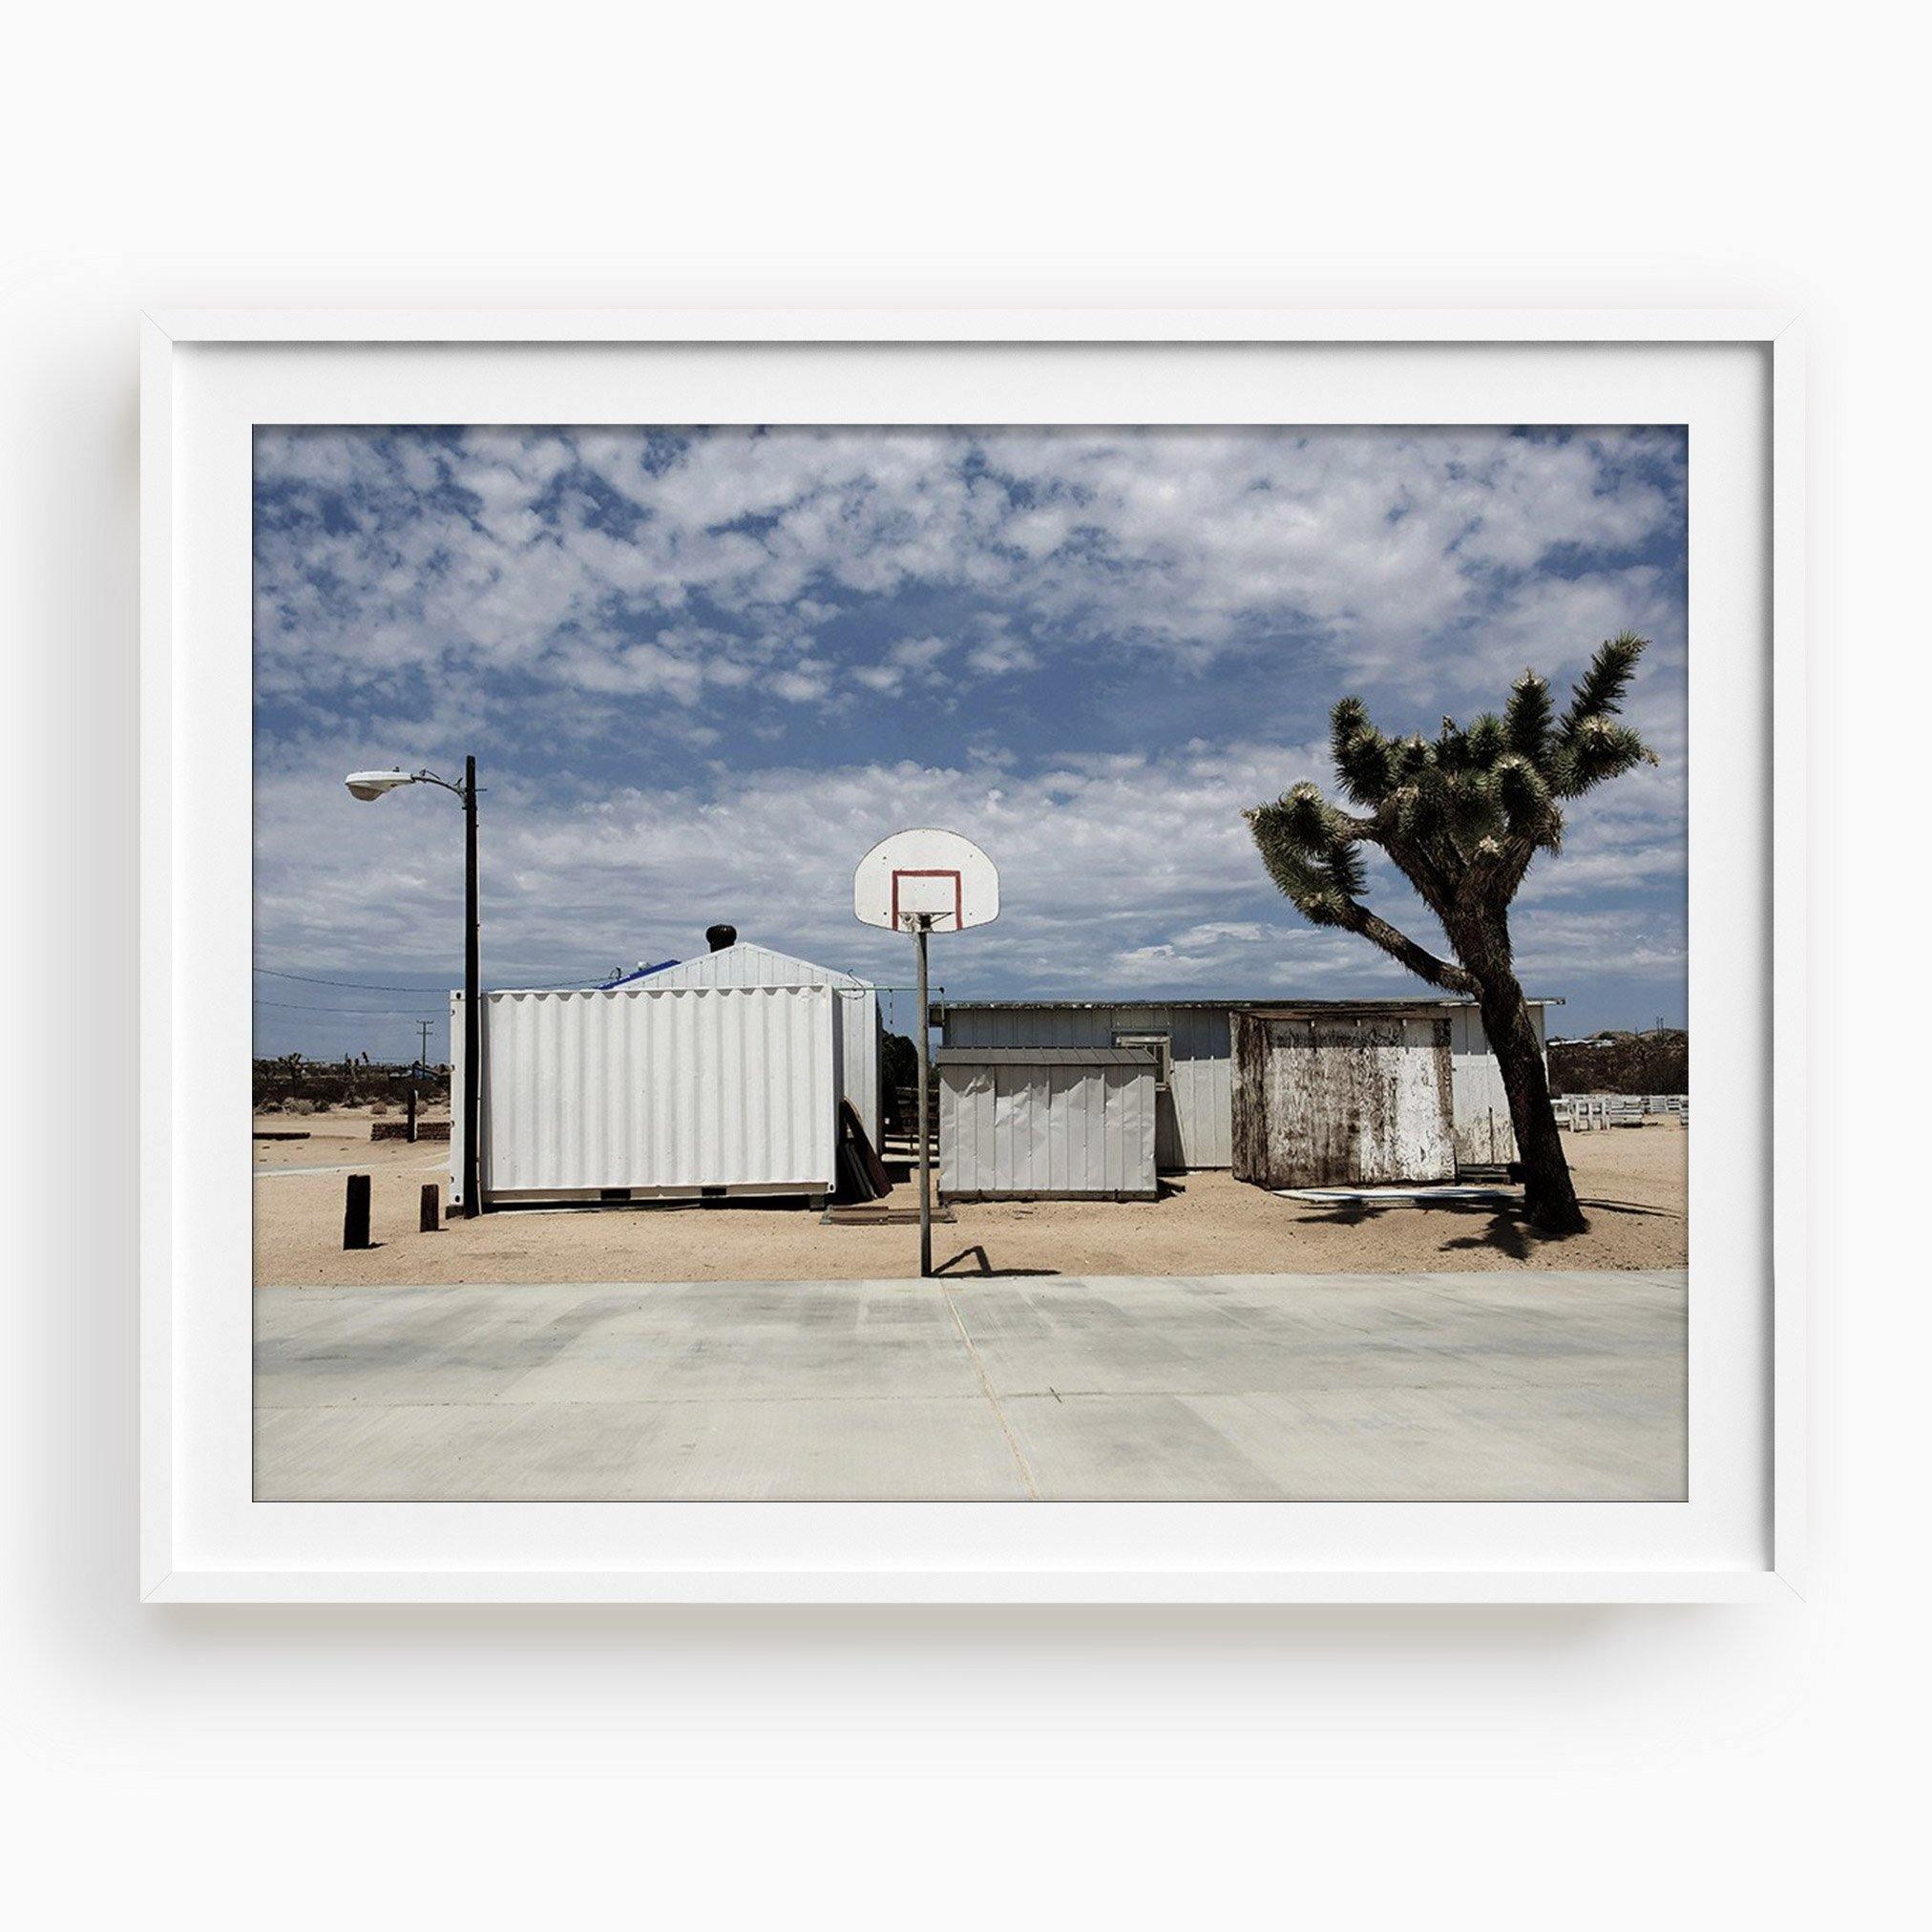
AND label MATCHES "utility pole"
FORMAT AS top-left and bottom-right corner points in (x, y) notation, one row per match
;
(462, 754), (481, 1219)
